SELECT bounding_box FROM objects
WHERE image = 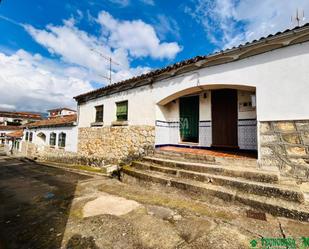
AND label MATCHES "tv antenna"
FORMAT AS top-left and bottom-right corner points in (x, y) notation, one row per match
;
(291, 8), (305, 27)
(90, 48), (120, 84)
